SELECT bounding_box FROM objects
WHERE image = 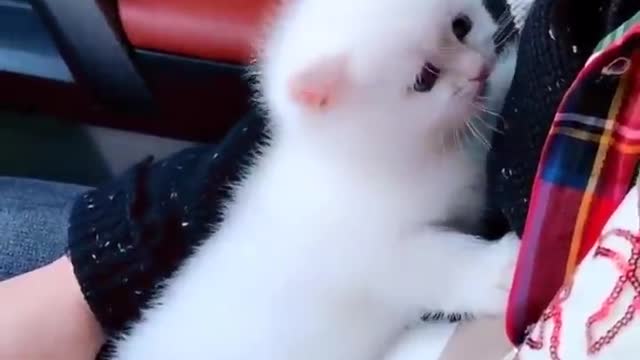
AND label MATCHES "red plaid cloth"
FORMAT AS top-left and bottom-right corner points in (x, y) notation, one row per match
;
(506, 15), (640, 344)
